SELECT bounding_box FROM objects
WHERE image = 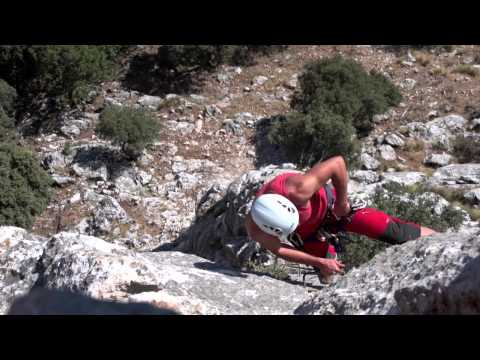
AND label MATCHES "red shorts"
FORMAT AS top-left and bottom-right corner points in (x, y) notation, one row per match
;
(302, 208), (422, 258)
